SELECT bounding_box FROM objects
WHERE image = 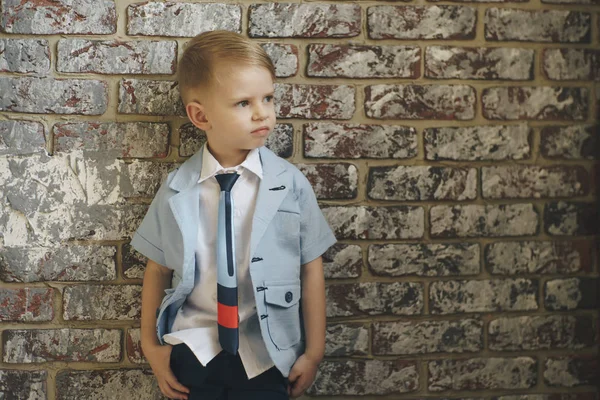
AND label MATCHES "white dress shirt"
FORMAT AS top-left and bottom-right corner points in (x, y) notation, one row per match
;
(163, 145), (275, 379)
